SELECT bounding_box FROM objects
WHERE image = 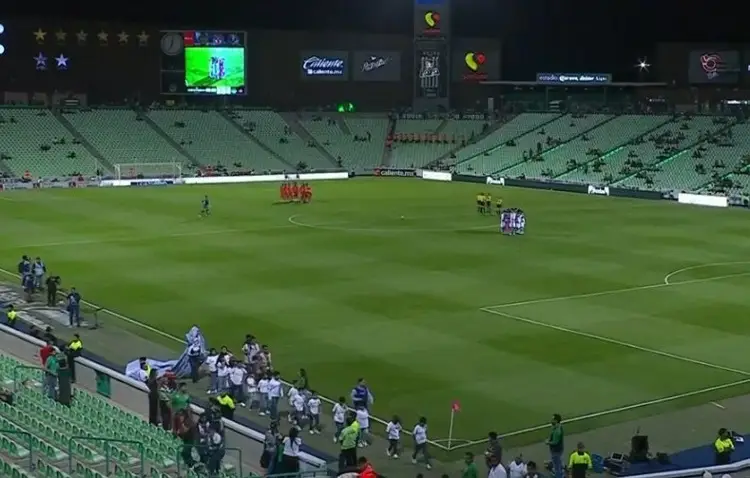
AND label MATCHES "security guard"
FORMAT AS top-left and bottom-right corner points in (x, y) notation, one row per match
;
(216, 392), (235, 420)
(568, 442), (592, 478)
(6, 306), (18, 329)
(714, 428), (735, 465)
(66, 334), (83, 383)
